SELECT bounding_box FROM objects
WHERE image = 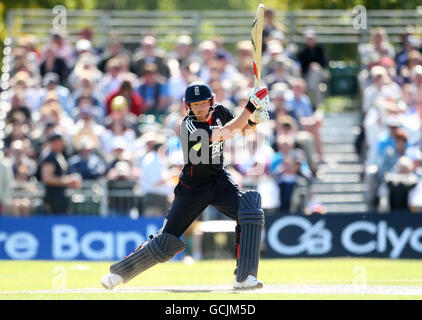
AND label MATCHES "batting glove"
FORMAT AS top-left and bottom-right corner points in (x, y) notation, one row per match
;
(247, 86), (269, 111)
(250, 107), (270, 124)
